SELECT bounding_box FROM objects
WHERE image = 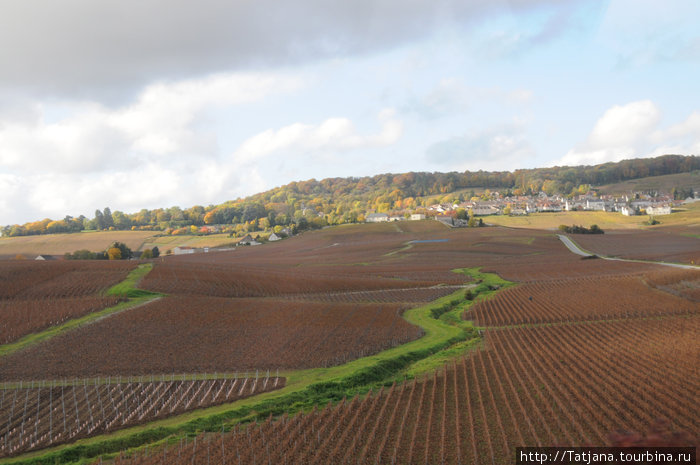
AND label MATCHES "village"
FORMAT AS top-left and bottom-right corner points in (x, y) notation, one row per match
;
(365, 190), (697, 227)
